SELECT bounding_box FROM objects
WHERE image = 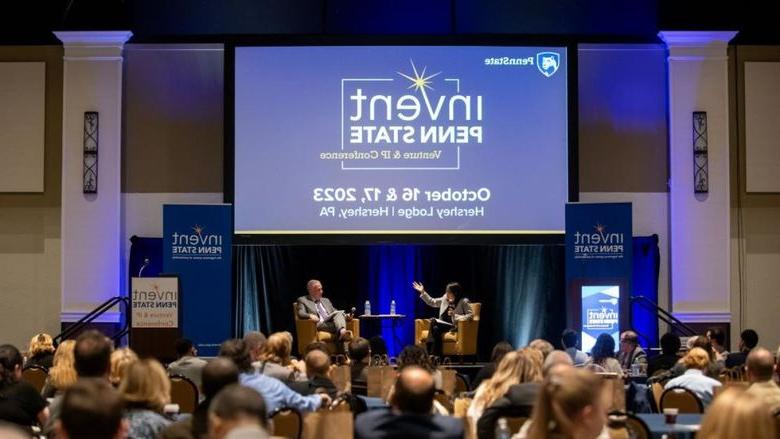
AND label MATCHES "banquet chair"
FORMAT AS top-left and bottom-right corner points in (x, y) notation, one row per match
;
(169, 374), (199, 414)
(414, 302), (481, 361)
(650, 382), (664, 412)
(454, 372), (470, 394)
(660, 386), (703, 413)
(608, 411), (651, 439)
(21, 365), (48, 393)
(292, 303), (360, 356)
(271, 407), (303, 439)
